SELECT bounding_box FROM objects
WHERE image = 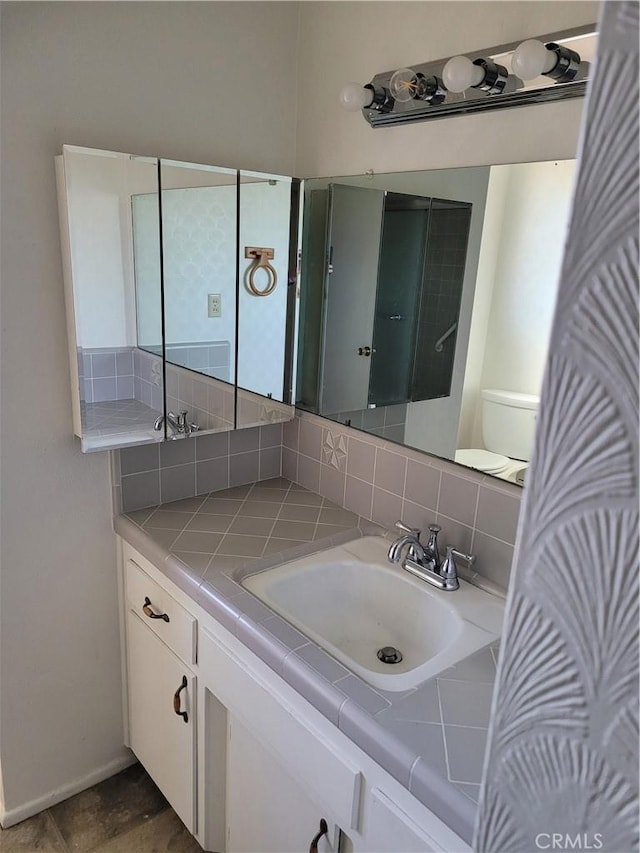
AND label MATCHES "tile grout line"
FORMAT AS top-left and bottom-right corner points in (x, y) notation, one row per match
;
(171, 484), (253, 565)
(258, 482), (296, 559)
(45, 808), (72, 853)
(204, 482), (265, 565)
(470, 483), (482, 553)
(435, 679), (454, 785)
